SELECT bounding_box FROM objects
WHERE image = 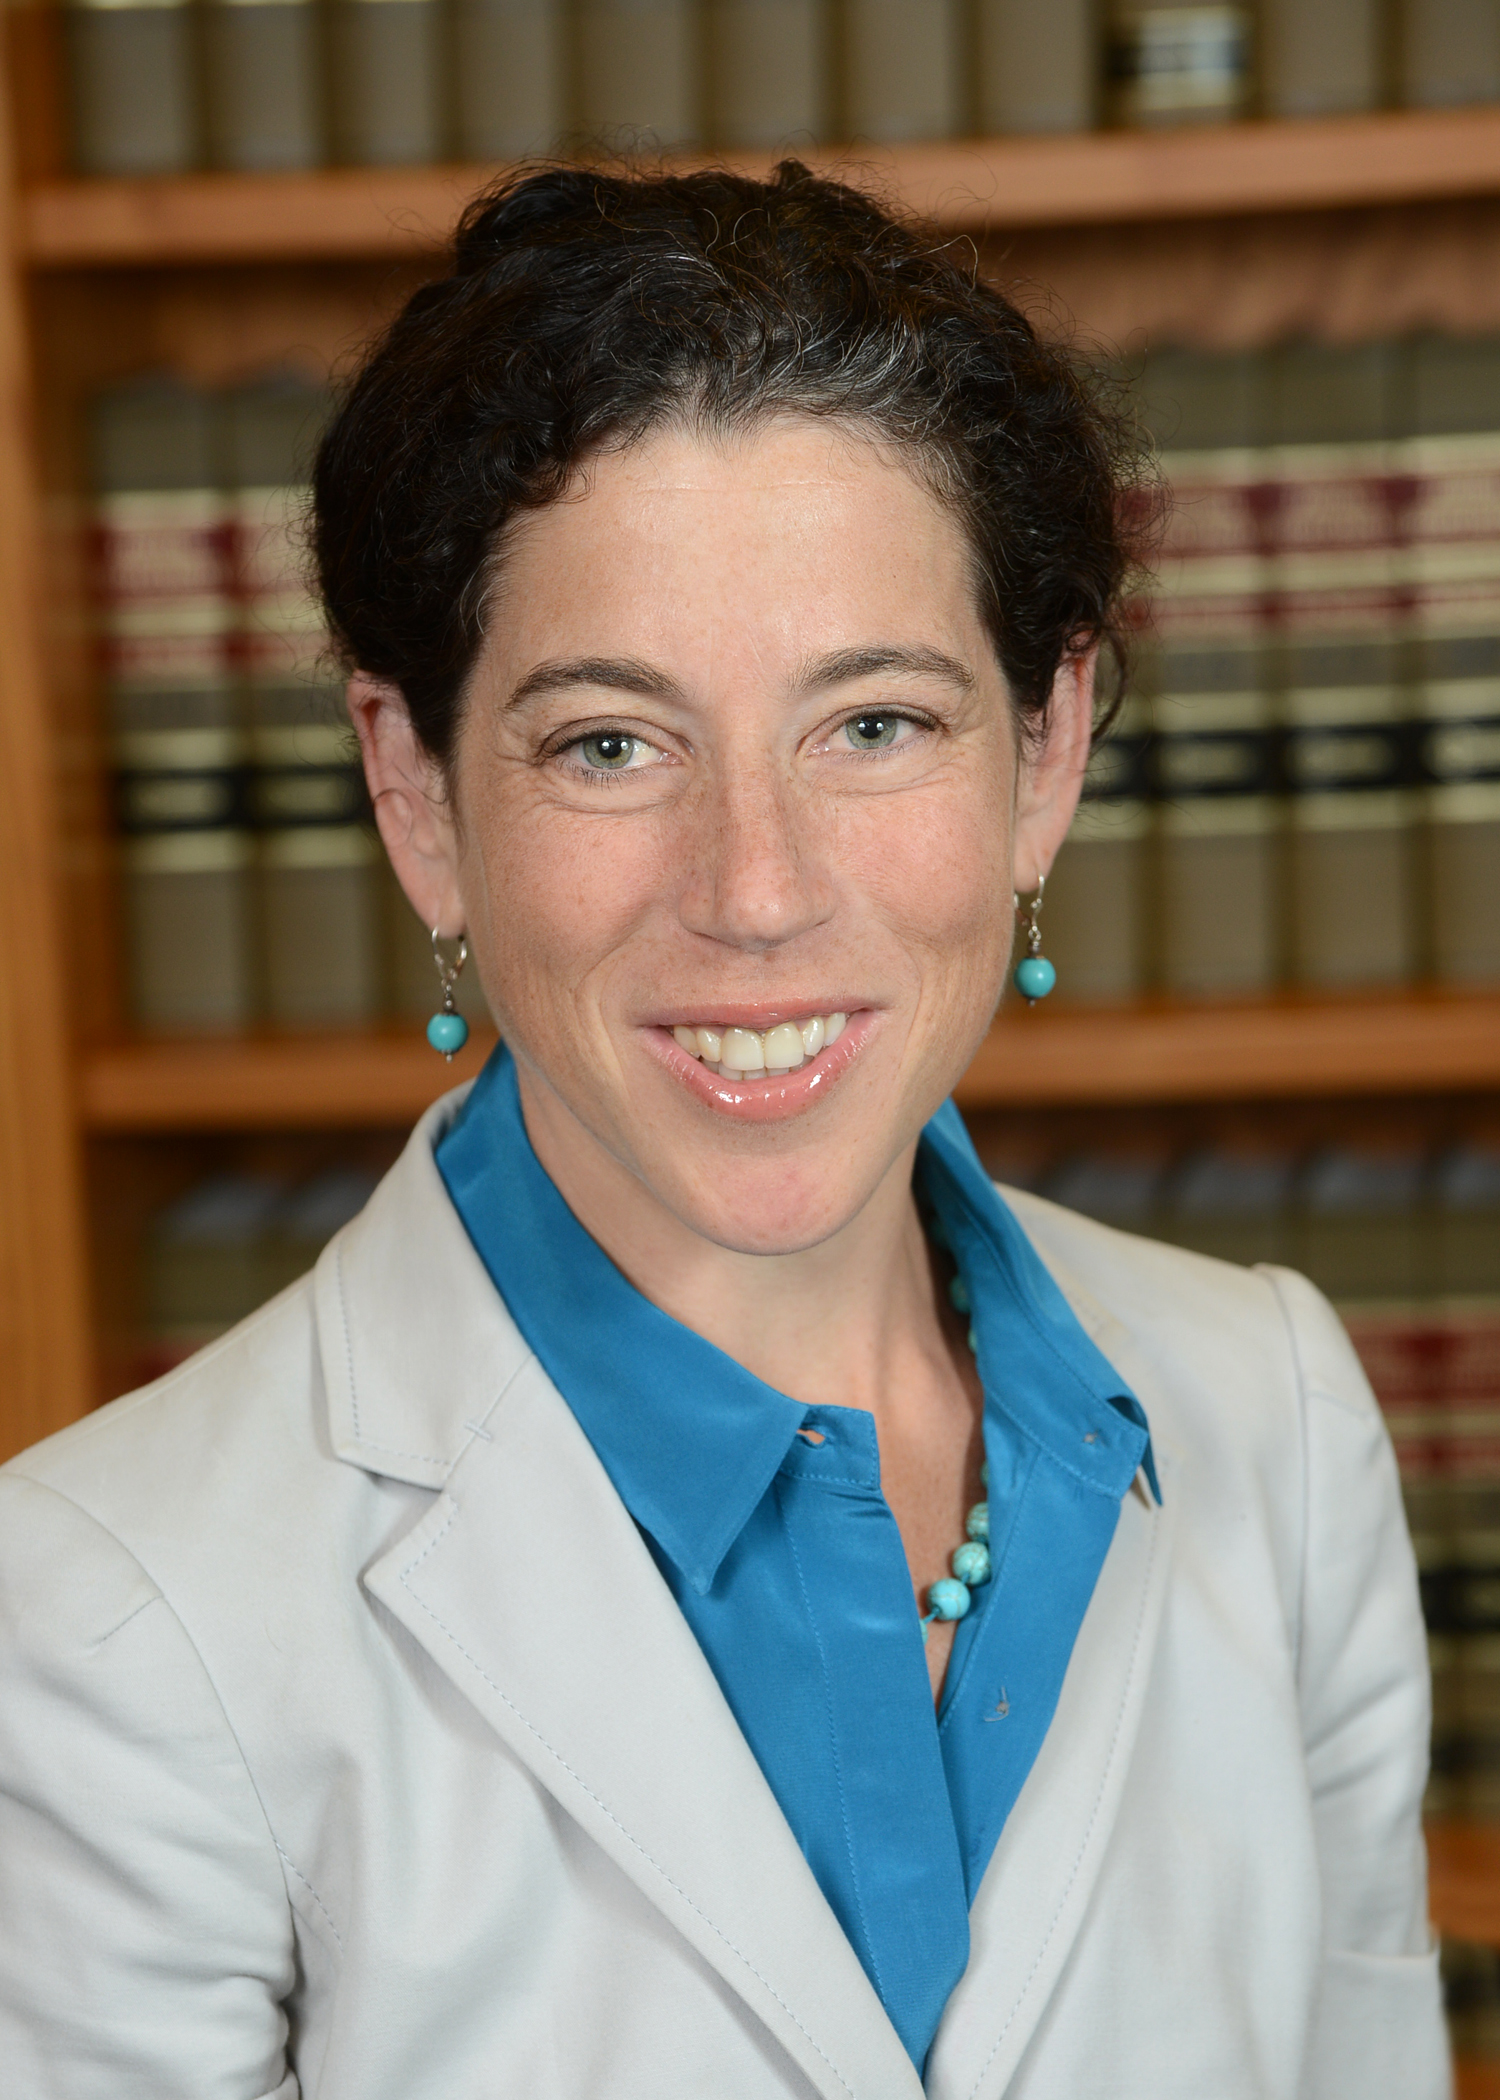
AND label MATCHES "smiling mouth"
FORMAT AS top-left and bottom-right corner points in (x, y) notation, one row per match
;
(668, 1012), (848, 1078)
